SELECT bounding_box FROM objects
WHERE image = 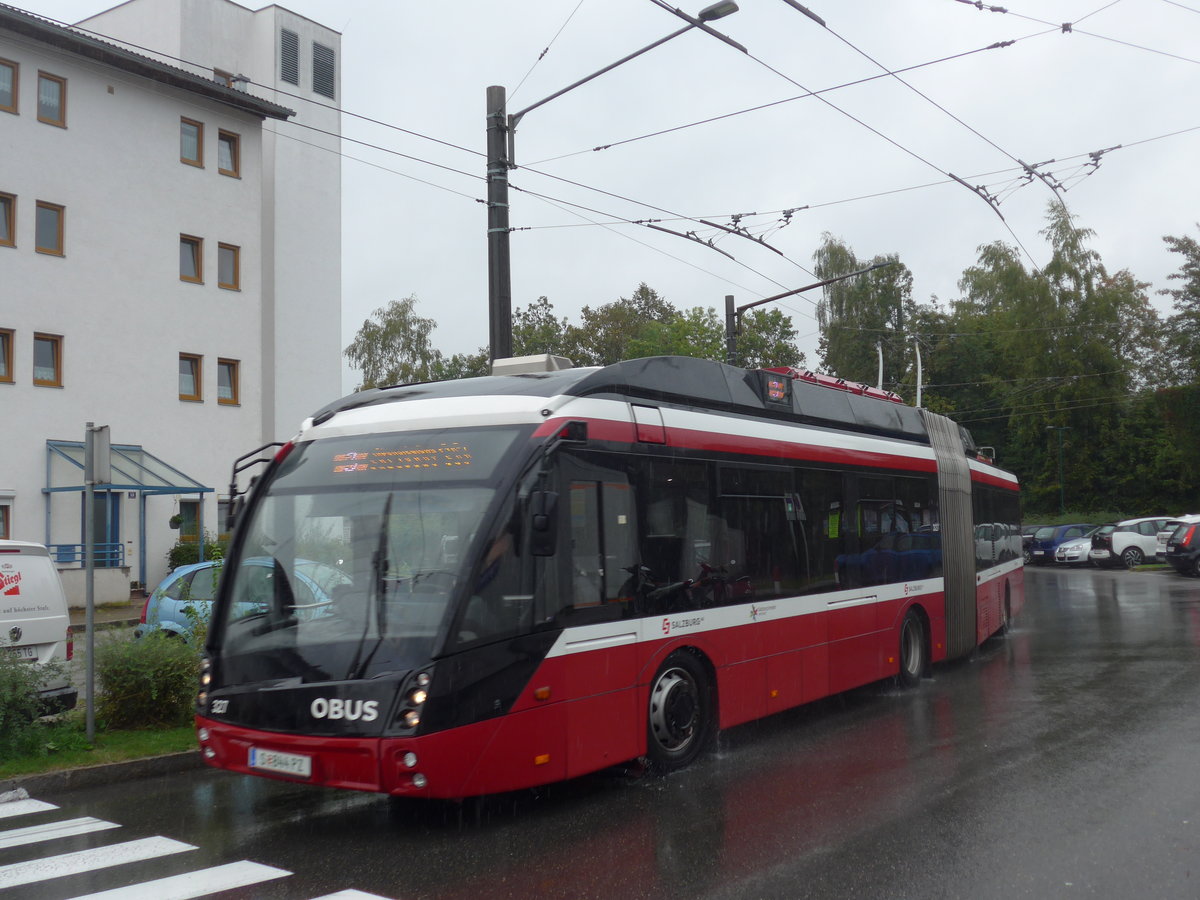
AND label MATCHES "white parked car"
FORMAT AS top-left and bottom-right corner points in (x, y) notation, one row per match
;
(1055, 526), (1103, 565)
(0, 540), (78, 712)
(1089, 517), (1174, 568)
(1157, 515), (1200, 561)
